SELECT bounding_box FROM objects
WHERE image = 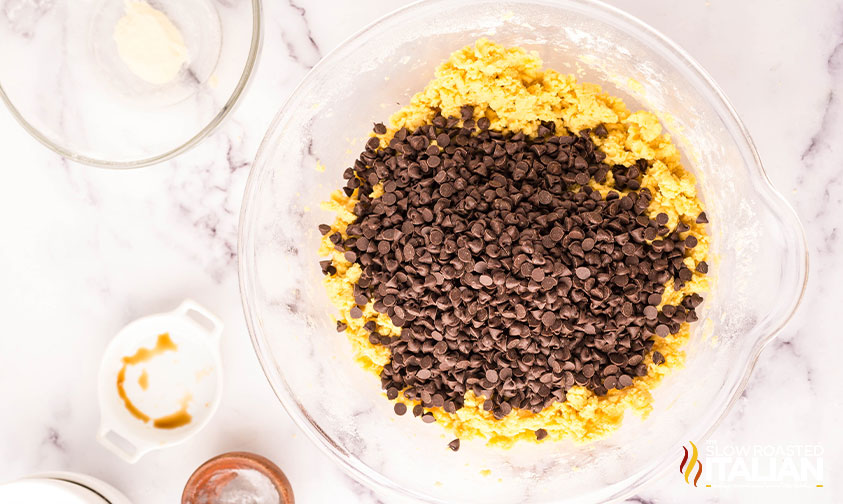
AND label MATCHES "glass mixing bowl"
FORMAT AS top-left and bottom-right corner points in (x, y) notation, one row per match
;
(0, 0), (261, 168)
(238, 1), (808, 502)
